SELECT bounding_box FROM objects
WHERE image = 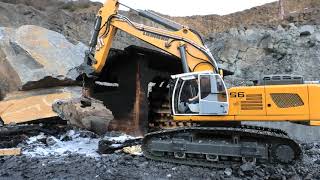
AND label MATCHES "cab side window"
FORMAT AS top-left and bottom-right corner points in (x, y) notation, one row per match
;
(200, 75), (227, 102)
